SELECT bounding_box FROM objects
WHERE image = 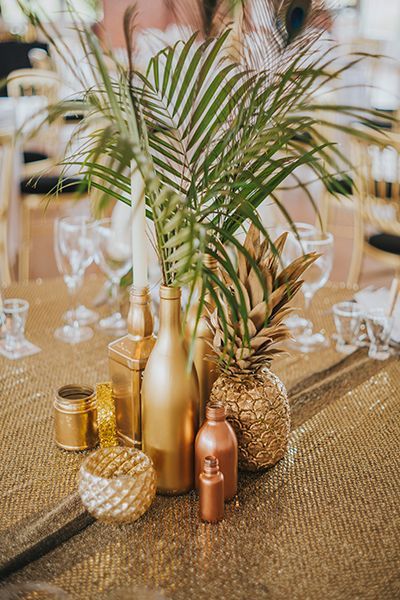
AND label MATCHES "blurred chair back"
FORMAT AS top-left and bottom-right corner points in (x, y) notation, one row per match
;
(353, 130), (400, 233)
(7, 69), (62, 159)
(0, 41), (50, 96)
(0, 131), (15, 286)
(7, 68), (60, 104)
(348, 129), (400, 284)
